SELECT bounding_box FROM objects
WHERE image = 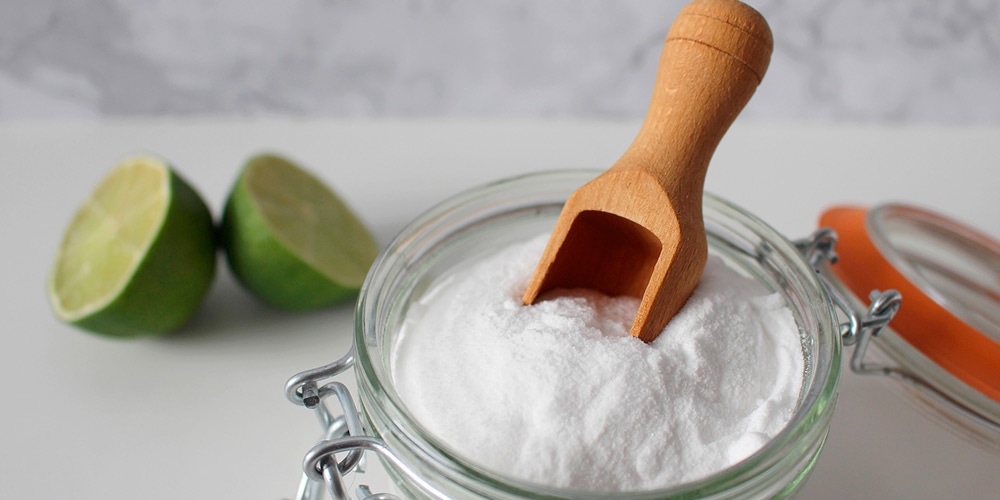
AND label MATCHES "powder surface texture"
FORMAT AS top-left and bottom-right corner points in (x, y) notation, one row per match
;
(391, 234), (804, 492)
